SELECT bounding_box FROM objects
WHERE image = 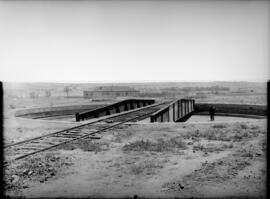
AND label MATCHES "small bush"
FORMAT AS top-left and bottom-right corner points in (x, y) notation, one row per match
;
(242, 132), (250, 138)
(183, 130), (201, 139)
(112, 130), (134, 143)
(237, 148), (254, 158)
(212, 124), (227, 129)
(193, 143), (205, 151)
(113, 136), (122, 143)
(232, 134), (243, 142)
(204, 130), (218, 140)
(240, 123), (248, 130)
(122, 137), (187, 152)
(57, 140), (109, 152)
(130, 160), (163, 175)
(262, 141), (267, 153)
(169, 136), (187, 148)
(250, 125), (260, 130)
(193, 142), (233, 153)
